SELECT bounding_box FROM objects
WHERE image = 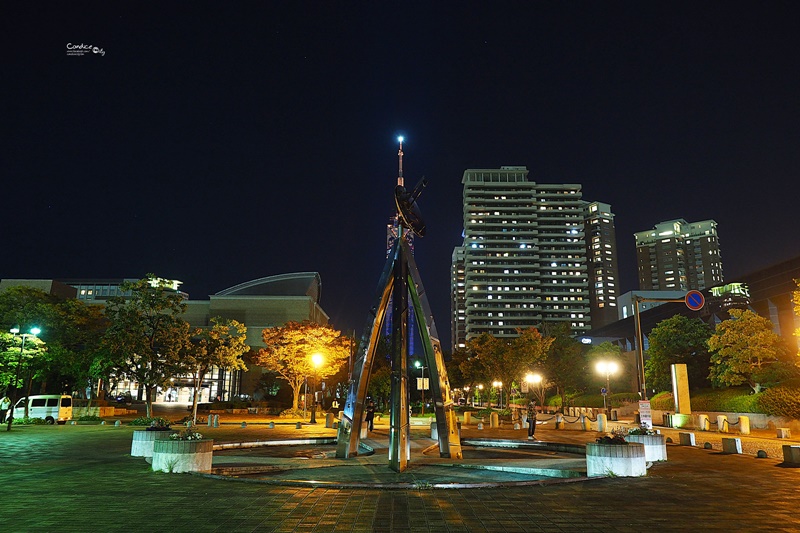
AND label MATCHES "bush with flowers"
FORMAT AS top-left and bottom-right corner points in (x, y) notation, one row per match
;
(169, 428), (205, 441)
